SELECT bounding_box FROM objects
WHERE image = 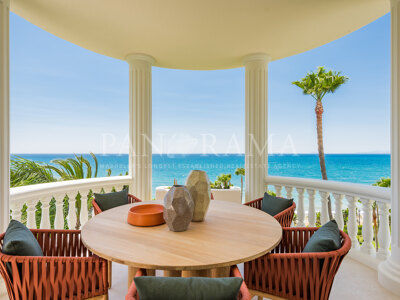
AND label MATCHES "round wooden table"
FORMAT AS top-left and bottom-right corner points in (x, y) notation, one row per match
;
(81, 200), (282, 286)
